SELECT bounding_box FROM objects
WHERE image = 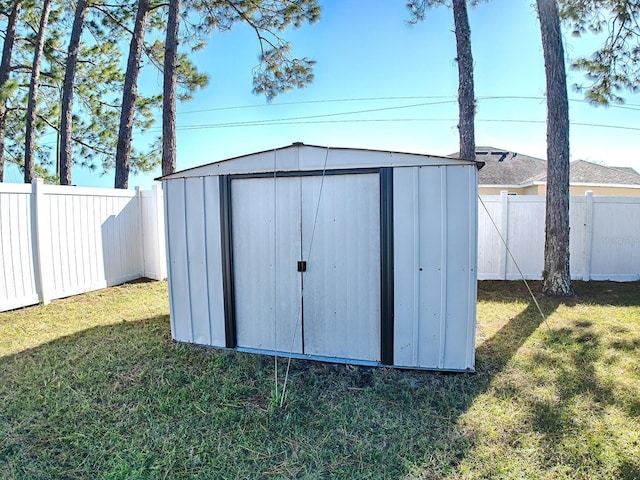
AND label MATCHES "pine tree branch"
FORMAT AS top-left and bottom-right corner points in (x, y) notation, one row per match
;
(38, 114), (115, 157)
